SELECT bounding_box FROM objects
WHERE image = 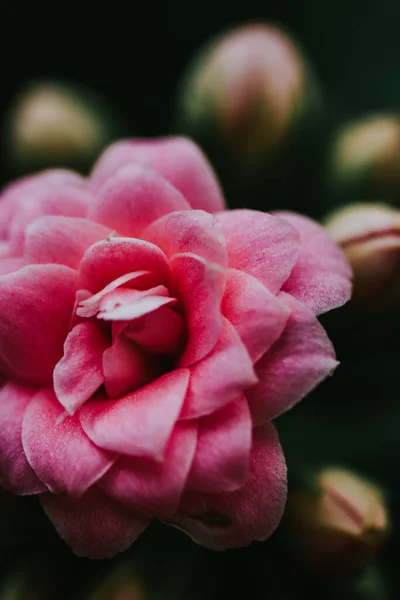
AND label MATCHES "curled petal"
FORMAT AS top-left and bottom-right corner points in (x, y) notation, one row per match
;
(97, 286), (176, 321)
(171, 253), (225, 366)
(216, 209), (299, 293)
(181, 319), (257, 419)
(100, 421), (197, 518)
(80, 369), (190, 460)
(222, 269), (290, 362)
(0, 264), (77, 385)
(276, 212), (352, 314)
(53, 322), (109, 415)
(90, 137), (225, 212)
(40, 488), (149, 558)
(187, 396), (252, 494)
(247, 292), (338, 424)
(142, 210), (227, 267)
(22, 390), (115, 498)
(168, 424), (287, 550)
(0, 383), (46, 494)
(79, 237), (170, 292)
(89, 163), (190, 237)
(24, 216), (111, 269)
